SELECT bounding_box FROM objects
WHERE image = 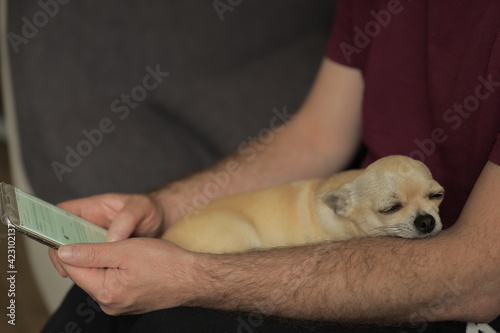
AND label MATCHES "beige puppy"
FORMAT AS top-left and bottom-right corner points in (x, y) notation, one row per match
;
(163, 155), (444, 253)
